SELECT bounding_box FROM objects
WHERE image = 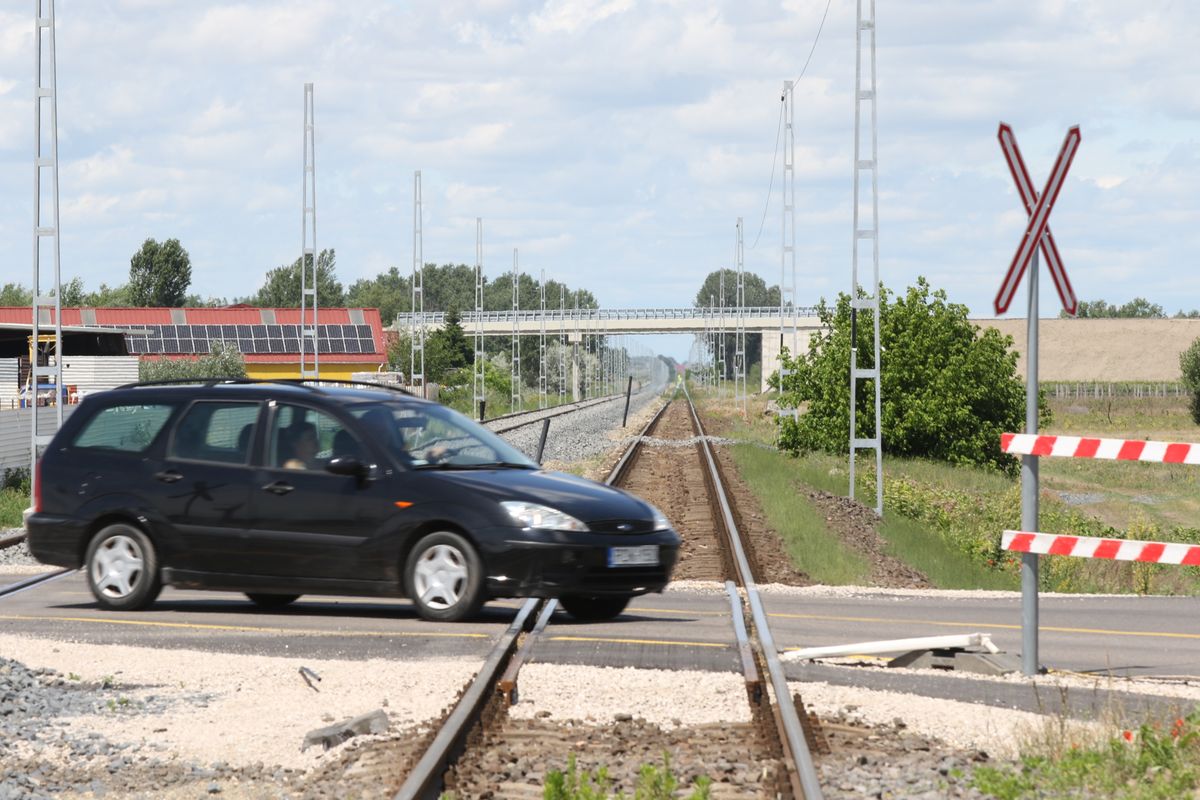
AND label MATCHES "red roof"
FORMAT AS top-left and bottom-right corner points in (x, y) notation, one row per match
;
(0, 307), (387, 365)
